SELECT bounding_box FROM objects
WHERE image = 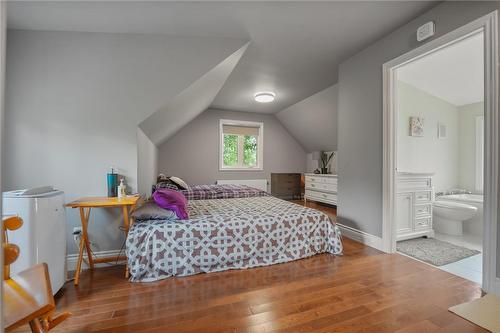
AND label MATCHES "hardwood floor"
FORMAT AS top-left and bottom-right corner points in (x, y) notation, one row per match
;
(13, 201), (486, 333)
